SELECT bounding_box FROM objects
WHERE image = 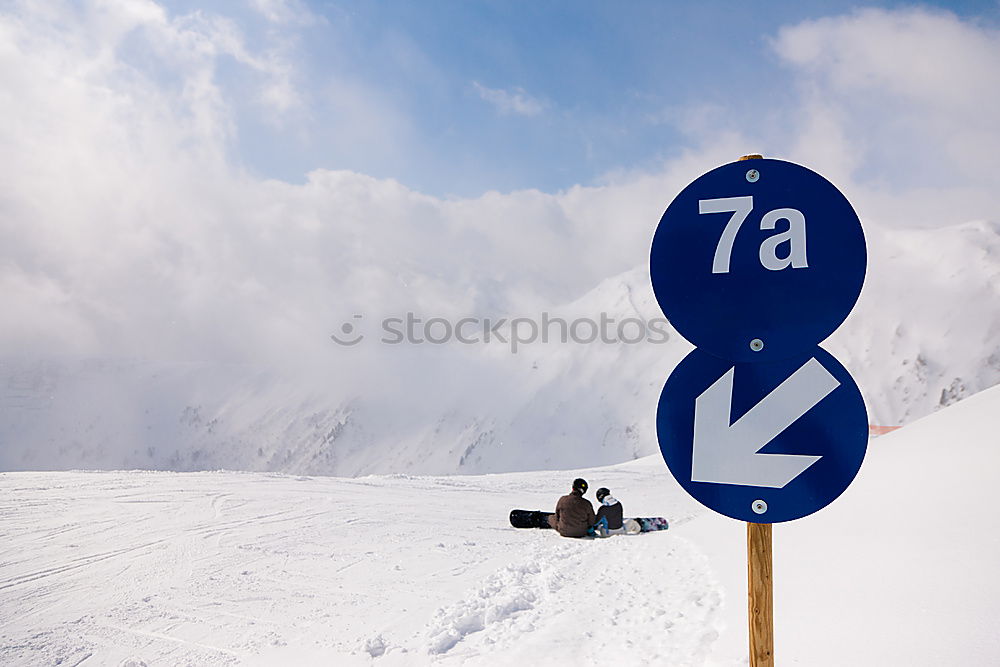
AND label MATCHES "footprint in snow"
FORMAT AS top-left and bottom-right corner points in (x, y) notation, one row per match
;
(416, 536), (723, 665)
